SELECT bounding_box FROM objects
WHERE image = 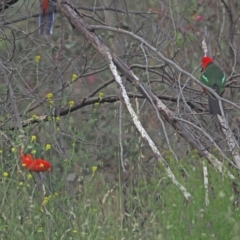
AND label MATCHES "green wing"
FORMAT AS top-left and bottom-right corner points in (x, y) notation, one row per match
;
(200, 63), (226, 94)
